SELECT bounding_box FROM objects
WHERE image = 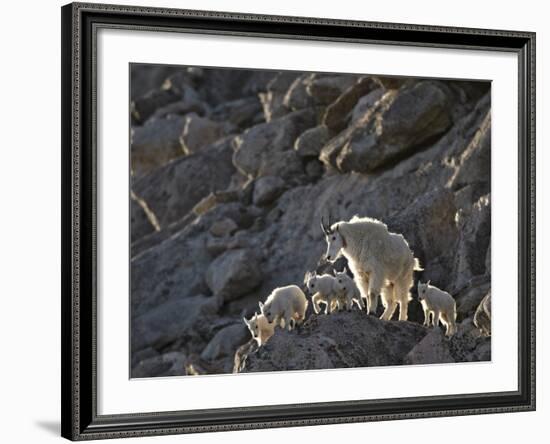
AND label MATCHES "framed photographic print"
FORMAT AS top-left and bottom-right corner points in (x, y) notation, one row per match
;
(61, 2), (536, 440)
